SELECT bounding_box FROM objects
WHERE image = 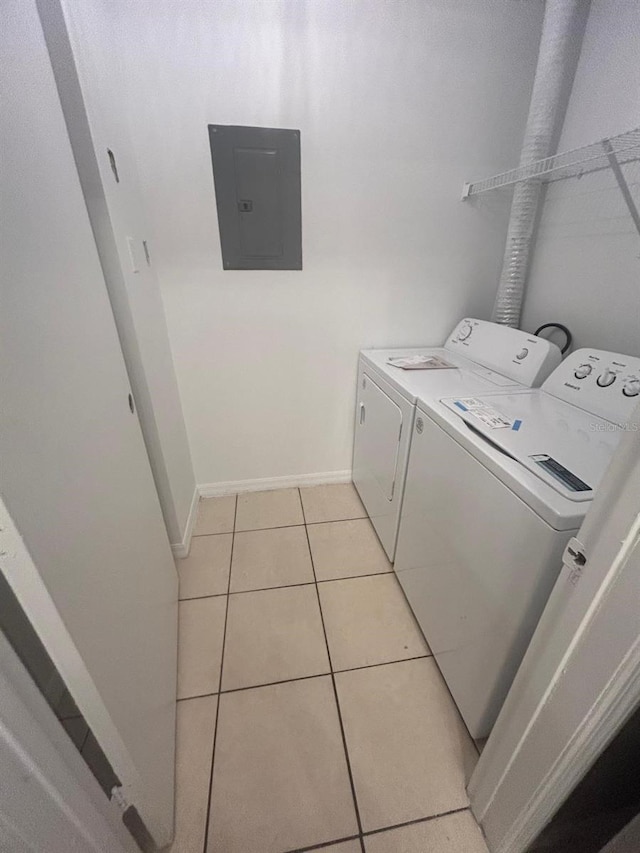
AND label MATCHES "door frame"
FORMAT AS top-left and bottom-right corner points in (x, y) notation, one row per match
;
(0, 615), (137, 852)
(0, 498), (149, 834)
(469, 414), (640, 852)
